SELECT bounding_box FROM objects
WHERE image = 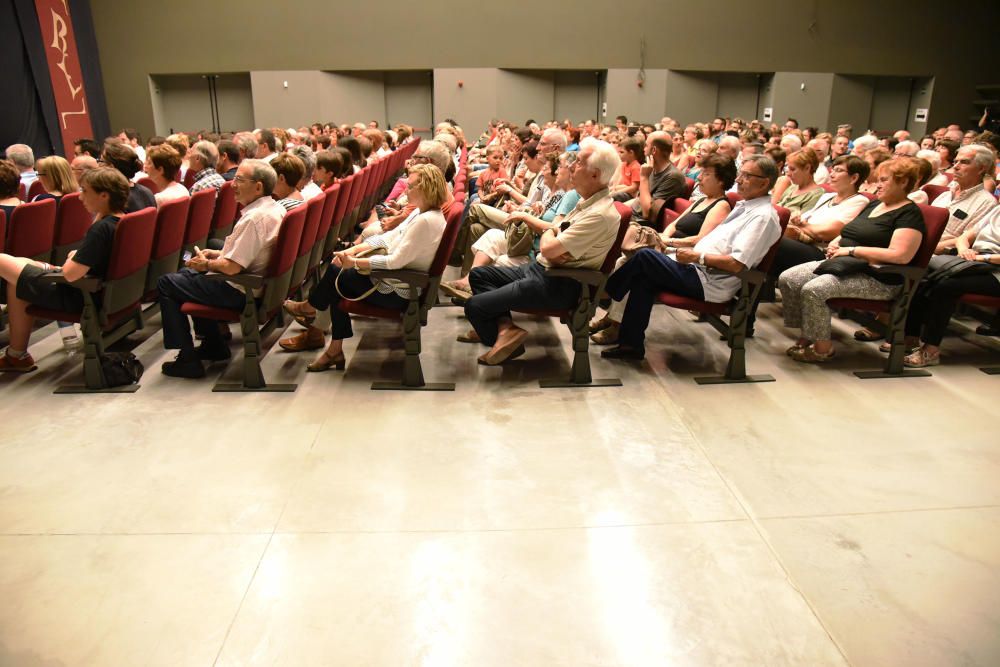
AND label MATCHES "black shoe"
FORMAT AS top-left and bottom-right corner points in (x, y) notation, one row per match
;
(600, 345), (645, 360)
(161, 349), (206, 378)
(196, 342), (231, 362)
